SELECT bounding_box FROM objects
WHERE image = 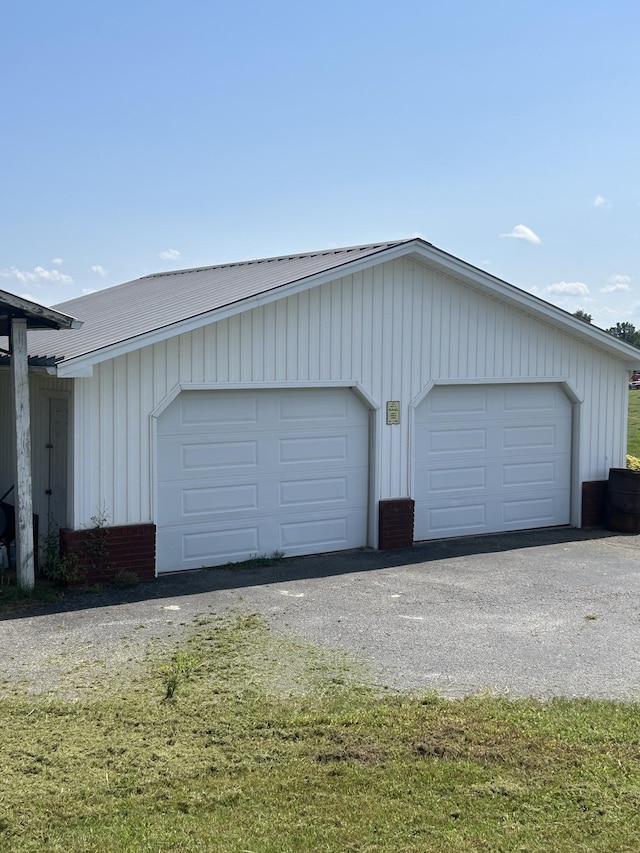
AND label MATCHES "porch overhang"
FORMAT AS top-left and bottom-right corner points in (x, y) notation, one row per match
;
(0, 290), (81, 590)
